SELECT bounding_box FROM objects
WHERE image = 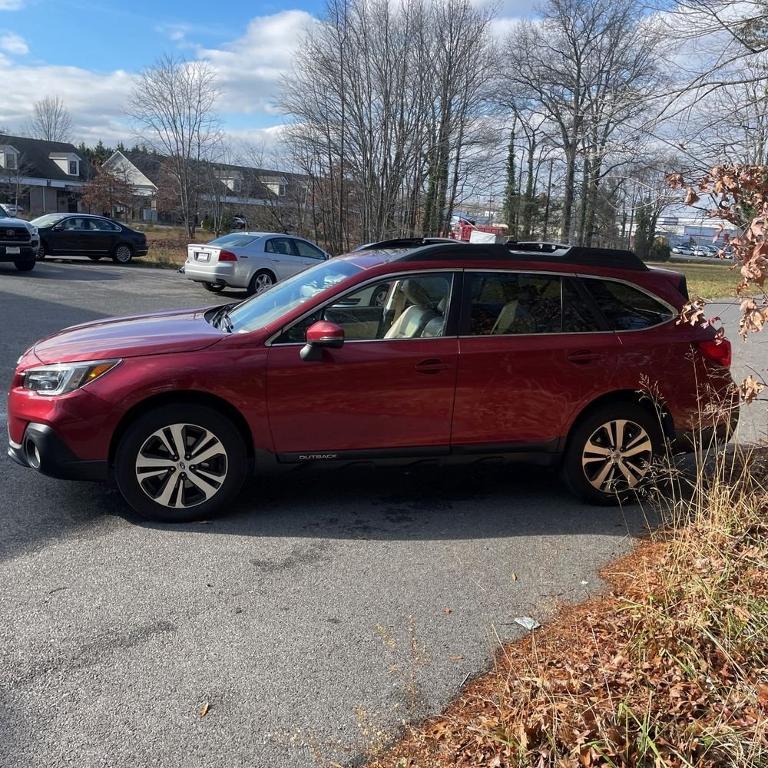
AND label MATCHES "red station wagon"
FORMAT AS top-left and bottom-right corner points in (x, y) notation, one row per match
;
(7, 241), (737, 522)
